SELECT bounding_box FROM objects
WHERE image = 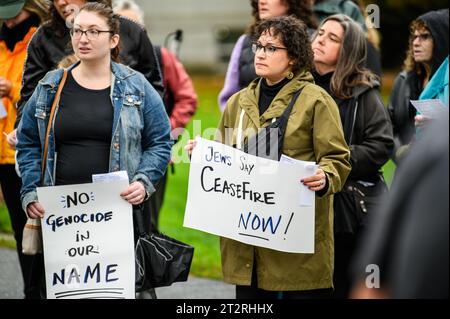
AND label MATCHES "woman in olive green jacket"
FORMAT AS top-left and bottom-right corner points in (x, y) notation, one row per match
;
(187, 16), (350, 298)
